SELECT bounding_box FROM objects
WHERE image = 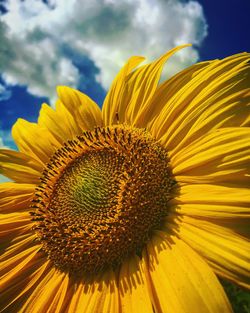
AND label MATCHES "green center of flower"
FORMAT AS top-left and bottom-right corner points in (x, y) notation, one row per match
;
(31, 125), (175, 274)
